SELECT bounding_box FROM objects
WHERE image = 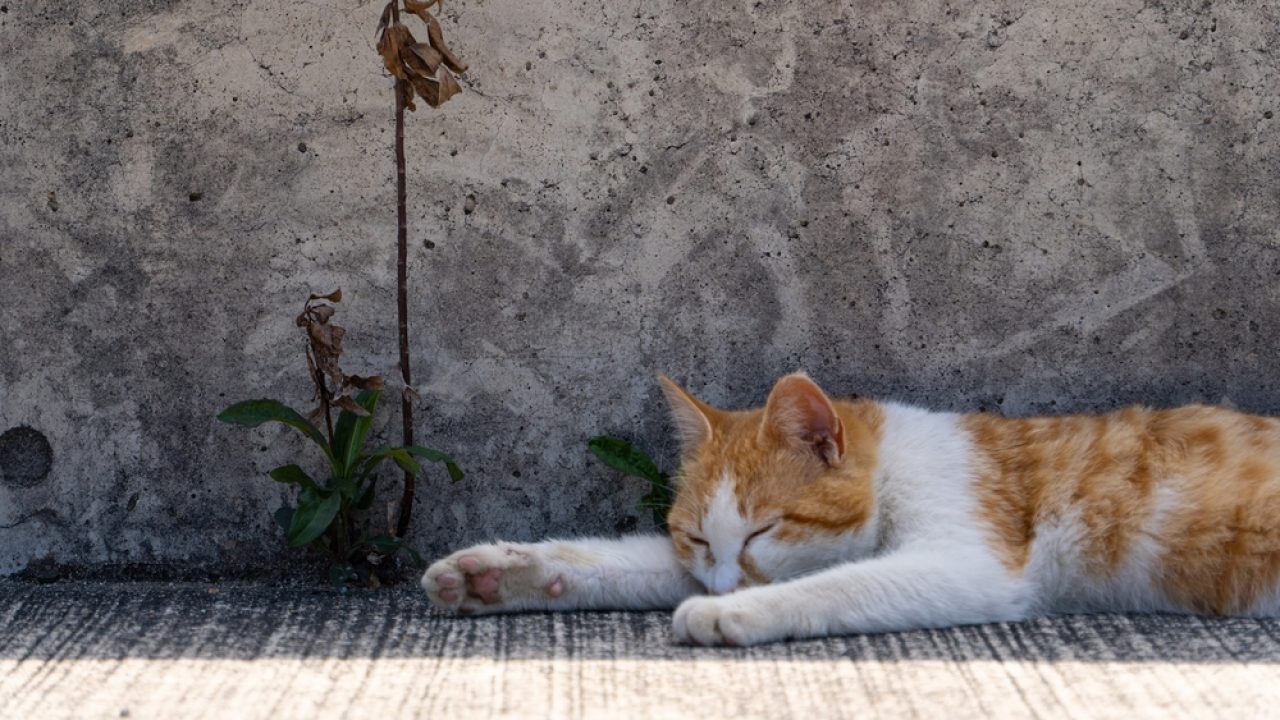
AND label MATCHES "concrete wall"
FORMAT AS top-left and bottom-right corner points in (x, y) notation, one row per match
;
(2, 0), (1279, 577)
